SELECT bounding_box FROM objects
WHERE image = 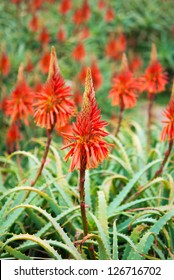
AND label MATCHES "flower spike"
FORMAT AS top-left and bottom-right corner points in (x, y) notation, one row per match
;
(62, 68), (110, 171)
